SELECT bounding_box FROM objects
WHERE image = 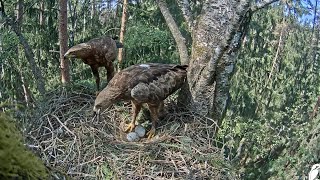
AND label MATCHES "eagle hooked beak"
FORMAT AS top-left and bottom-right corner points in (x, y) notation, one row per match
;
(93, 106), (101, 121)
(64, 53), (74, 59)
